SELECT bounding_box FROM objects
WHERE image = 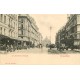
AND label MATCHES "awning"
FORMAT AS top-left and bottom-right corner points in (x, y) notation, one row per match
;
(0, 34), (10, 40)
(0, 34), (30, 42)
